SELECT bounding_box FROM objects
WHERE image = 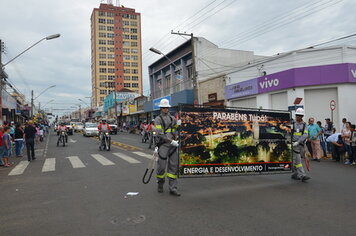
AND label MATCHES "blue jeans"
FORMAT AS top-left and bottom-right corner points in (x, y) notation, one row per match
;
(320, 141), (327, 157)
(0, 146), (4, 165)
(15, 140), (24, 156)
